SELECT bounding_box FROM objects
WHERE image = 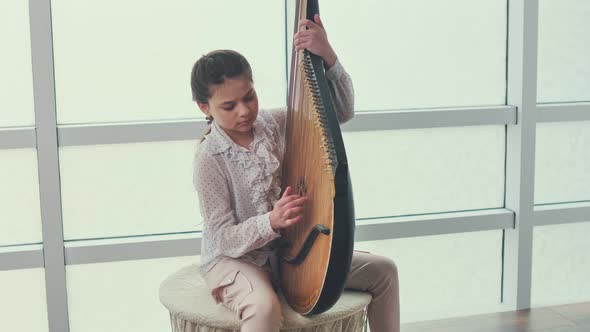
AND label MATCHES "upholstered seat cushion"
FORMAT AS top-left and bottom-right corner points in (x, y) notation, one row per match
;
(159, 264), (371, 331)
